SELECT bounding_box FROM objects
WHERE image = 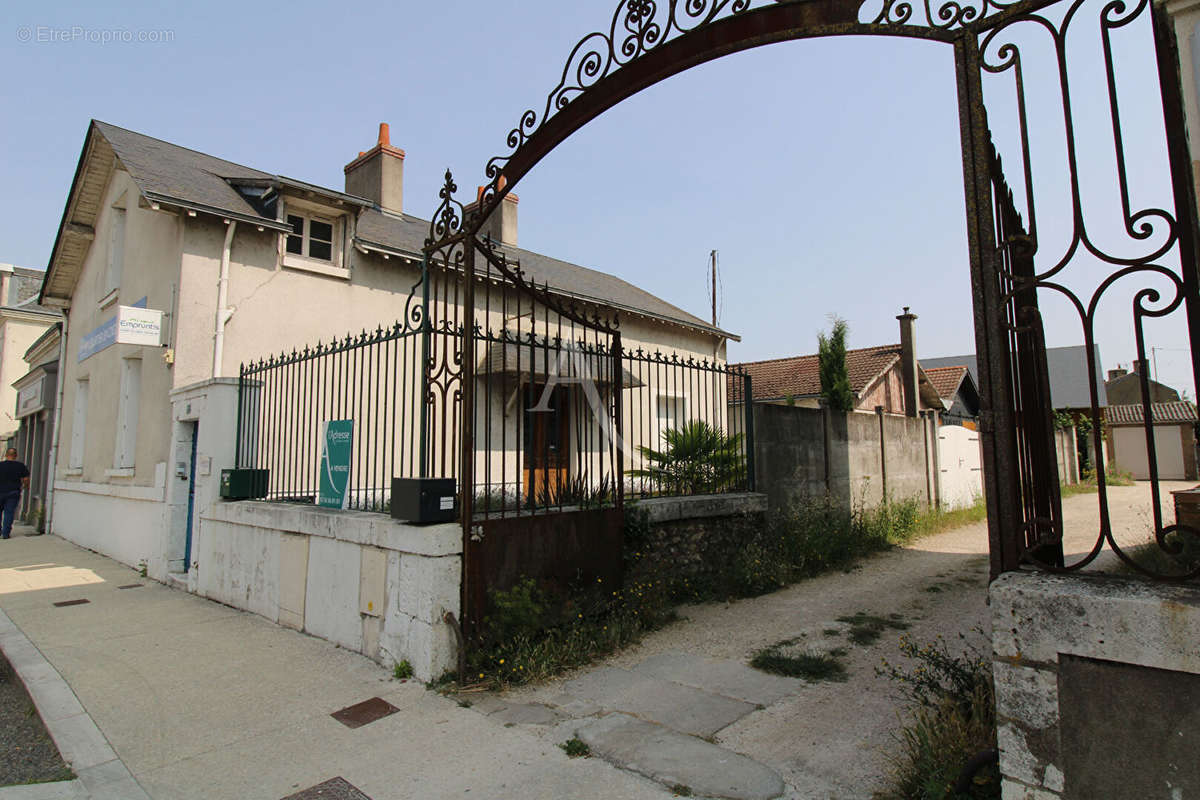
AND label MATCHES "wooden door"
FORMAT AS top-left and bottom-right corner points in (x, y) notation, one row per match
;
(524, 384), (570, 504)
